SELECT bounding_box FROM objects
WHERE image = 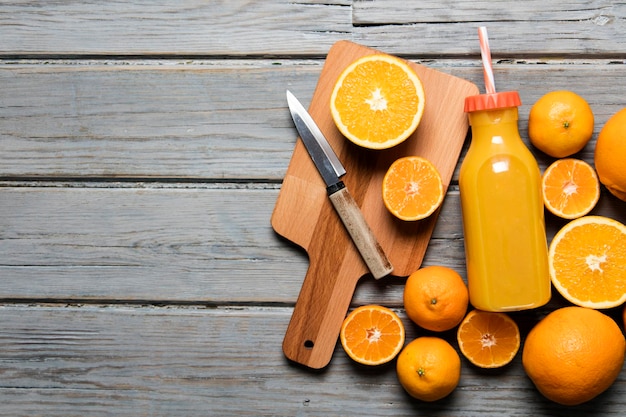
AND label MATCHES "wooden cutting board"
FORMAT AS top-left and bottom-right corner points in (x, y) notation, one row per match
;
(271, 40), (479, 369)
